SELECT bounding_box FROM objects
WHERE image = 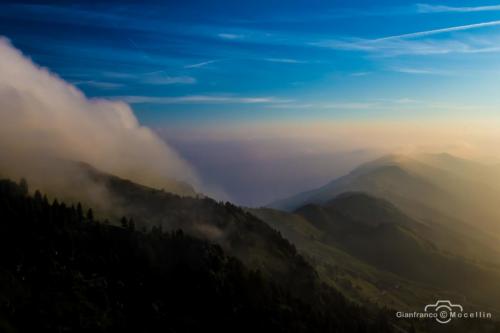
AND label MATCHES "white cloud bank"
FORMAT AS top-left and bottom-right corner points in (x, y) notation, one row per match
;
(0, 37), (199, 197)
